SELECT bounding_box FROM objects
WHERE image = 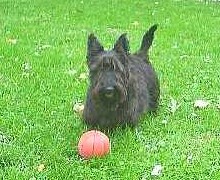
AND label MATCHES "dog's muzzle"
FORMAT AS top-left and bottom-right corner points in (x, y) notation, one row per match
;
(101, 86), (116, 99)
